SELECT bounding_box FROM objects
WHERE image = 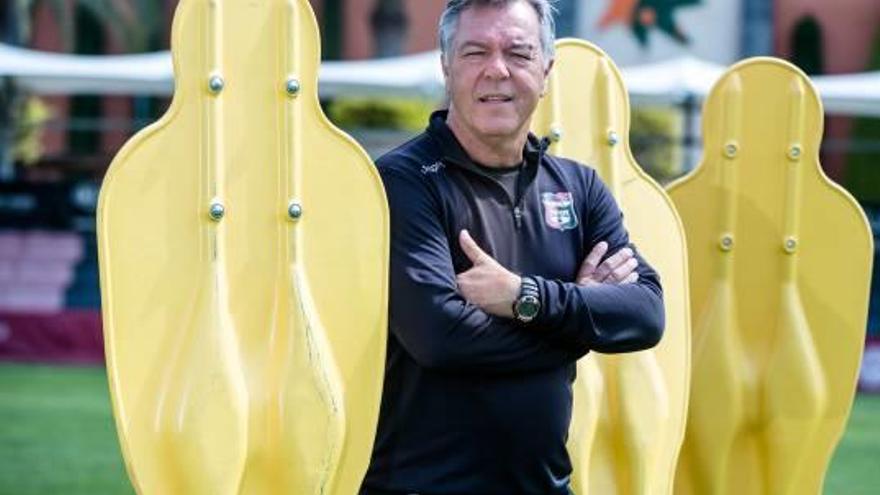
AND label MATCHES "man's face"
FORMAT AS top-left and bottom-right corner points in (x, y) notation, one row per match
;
(443, 1), (552, 143)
